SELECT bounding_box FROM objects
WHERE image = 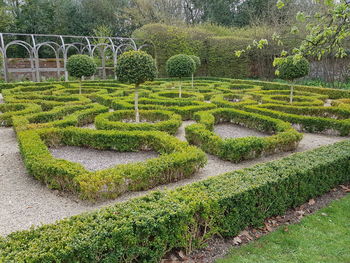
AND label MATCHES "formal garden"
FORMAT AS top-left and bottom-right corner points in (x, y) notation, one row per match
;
(0, 0), (350, 262)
